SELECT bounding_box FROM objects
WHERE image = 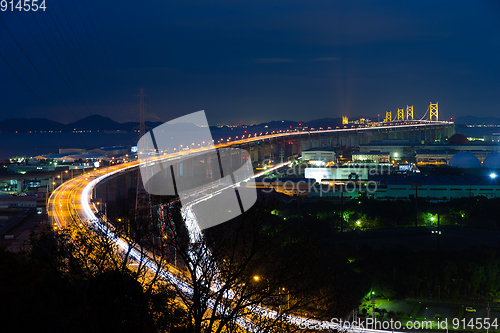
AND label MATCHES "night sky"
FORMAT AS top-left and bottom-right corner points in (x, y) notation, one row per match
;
(1, 0), (499, 126)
